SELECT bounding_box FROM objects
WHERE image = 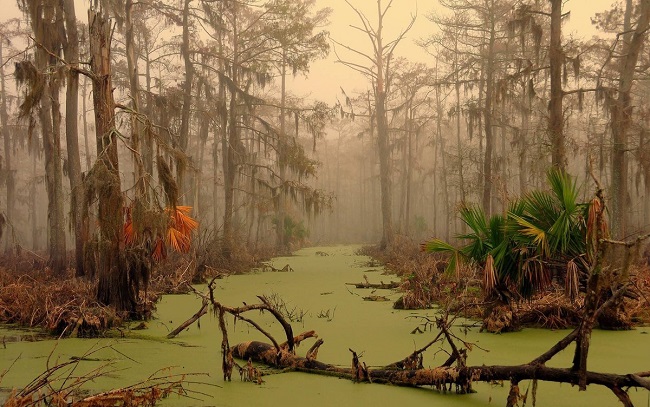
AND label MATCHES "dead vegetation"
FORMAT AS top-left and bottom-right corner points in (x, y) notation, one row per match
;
(1, 344), (204, 407)
(0, 255), (194, 337)
(0, 227), (278, 337)
(0, 267), (123, 337)
(360, 235), (650, 331)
